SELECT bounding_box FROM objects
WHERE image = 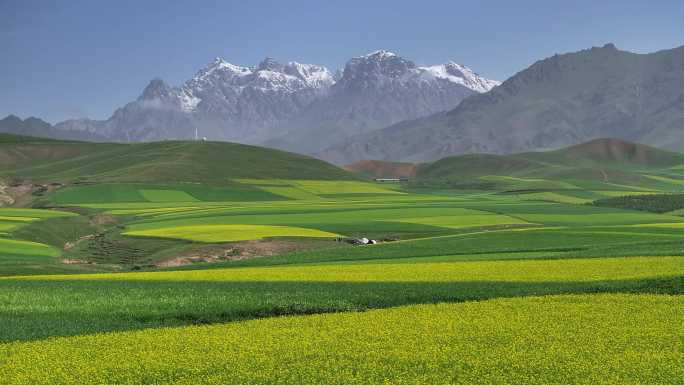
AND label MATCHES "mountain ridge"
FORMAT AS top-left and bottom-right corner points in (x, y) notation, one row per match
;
(321, 43), (684, 164)
(268, 50), (500, 153)
(51, 51), (498, 148)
